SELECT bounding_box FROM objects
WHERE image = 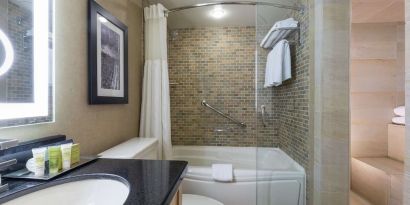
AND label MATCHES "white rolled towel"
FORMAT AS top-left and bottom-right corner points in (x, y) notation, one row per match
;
(392, 117), (405, 125)
(394, 106), (405, 117)
(212, 164), (233, 182)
